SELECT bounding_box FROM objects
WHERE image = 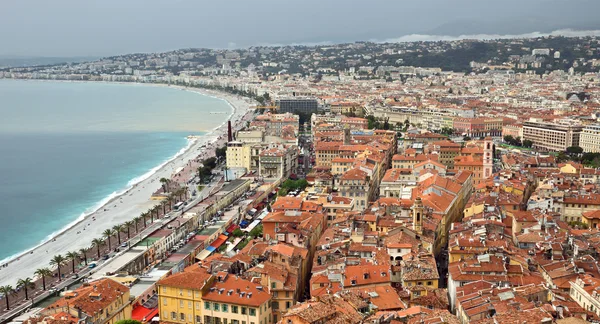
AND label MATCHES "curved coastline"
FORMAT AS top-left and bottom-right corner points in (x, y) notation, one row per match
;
(0, 80), (253, 287)
(0, 136), (199, 265)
